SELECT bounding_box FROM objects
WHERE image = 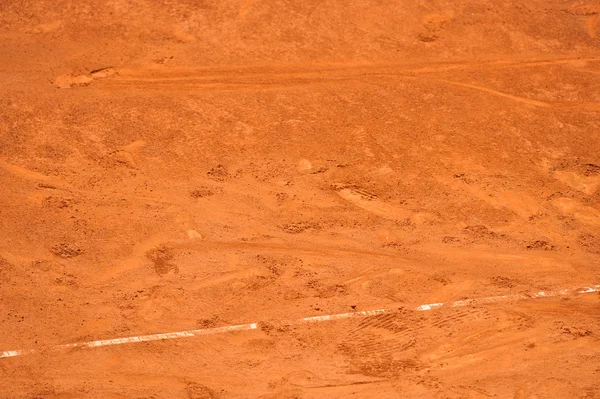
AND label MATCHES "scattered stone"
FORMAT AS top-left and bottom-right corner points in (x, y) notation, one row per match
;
(51, 243), (82, 258)
(206, 165), (229, 181)
(442, 236), (460, 243)
(526, 240), (556, 251)
(190, 187), (213, 198)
